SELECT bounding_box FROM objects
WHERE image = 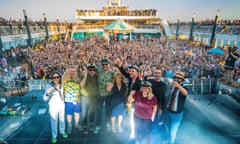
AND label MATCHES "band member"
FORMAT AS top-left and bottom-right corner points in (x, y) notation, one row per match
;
(127, 81), (157, 144)
(63, 66), (81, 134)
(166, 71), (188, 144)
(43, 71), (68, 143)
